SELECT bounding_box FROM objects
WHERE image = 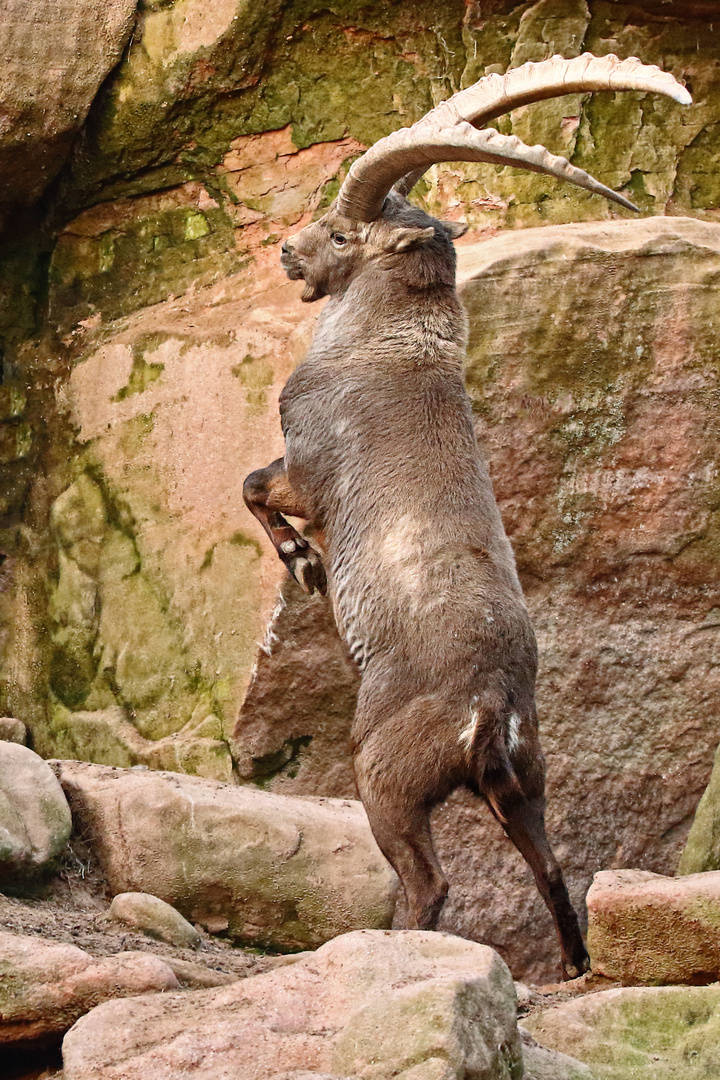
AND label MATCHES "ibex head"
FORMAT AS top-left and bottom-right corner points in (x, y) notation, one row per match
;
(281, 53), (690, 302)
